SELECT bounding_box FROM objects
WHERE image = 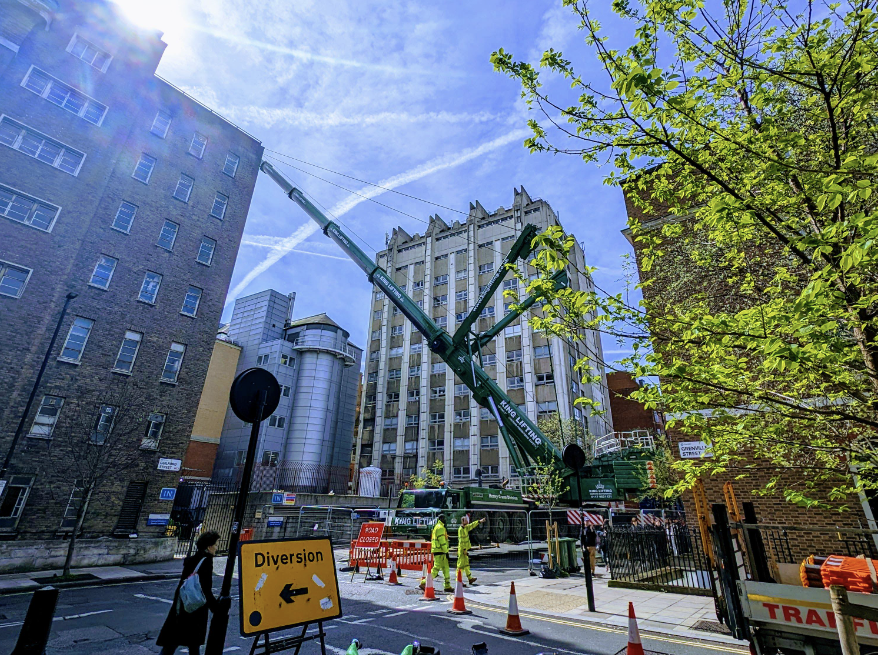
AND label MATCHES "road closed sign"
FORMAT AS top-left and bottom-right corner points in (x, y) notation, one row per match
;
(354, 522), (384, 549)
(238, 537), (342, 635)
